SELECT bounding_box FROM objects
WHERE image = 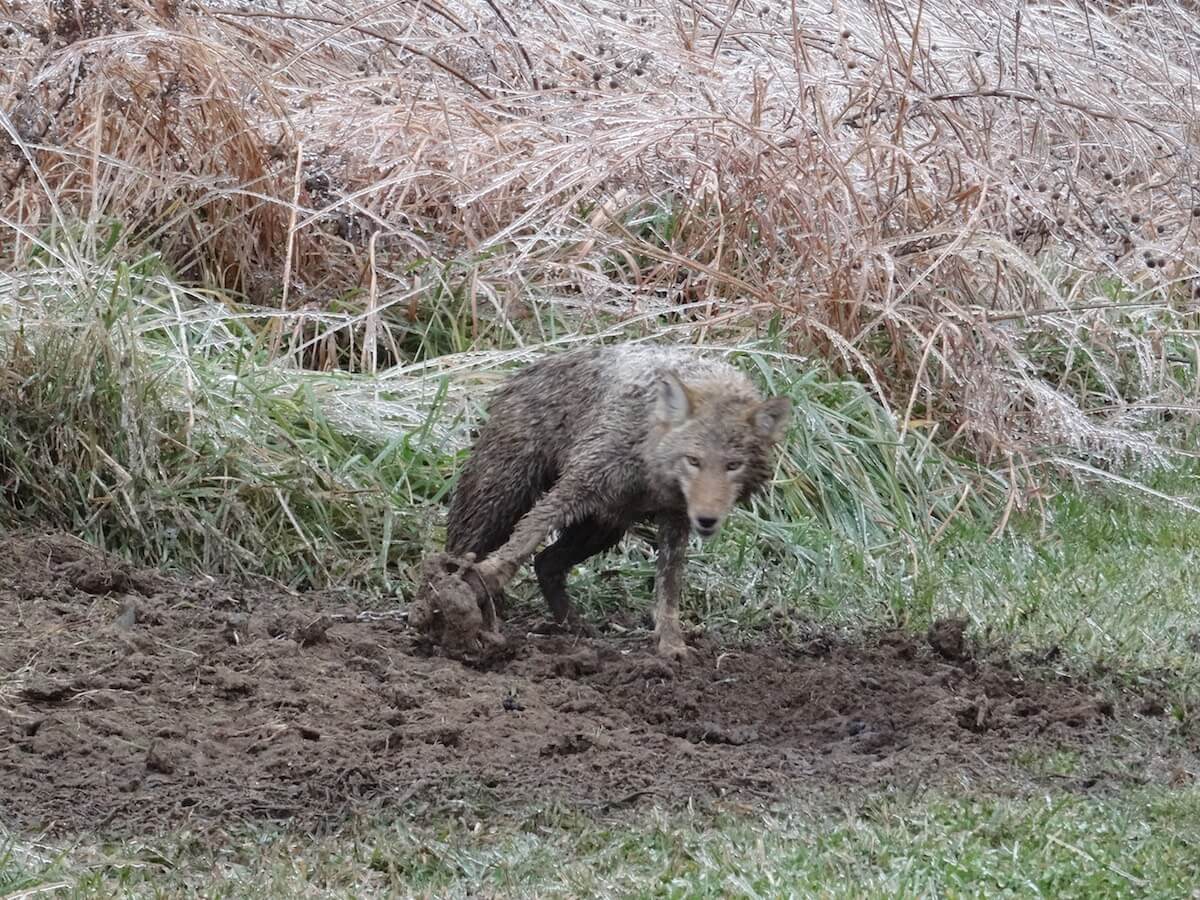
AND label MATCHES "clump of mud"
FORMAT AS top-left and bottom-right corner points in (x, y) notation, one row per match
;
(0, 532), (1193, 837)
